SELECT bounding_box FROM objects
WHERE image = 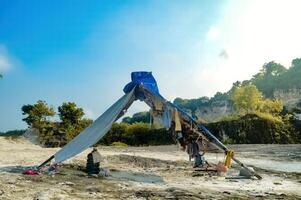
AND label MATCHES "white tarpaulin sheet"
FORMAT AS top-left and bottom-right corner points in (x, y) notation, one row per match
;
(54, 89), (135, 163)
